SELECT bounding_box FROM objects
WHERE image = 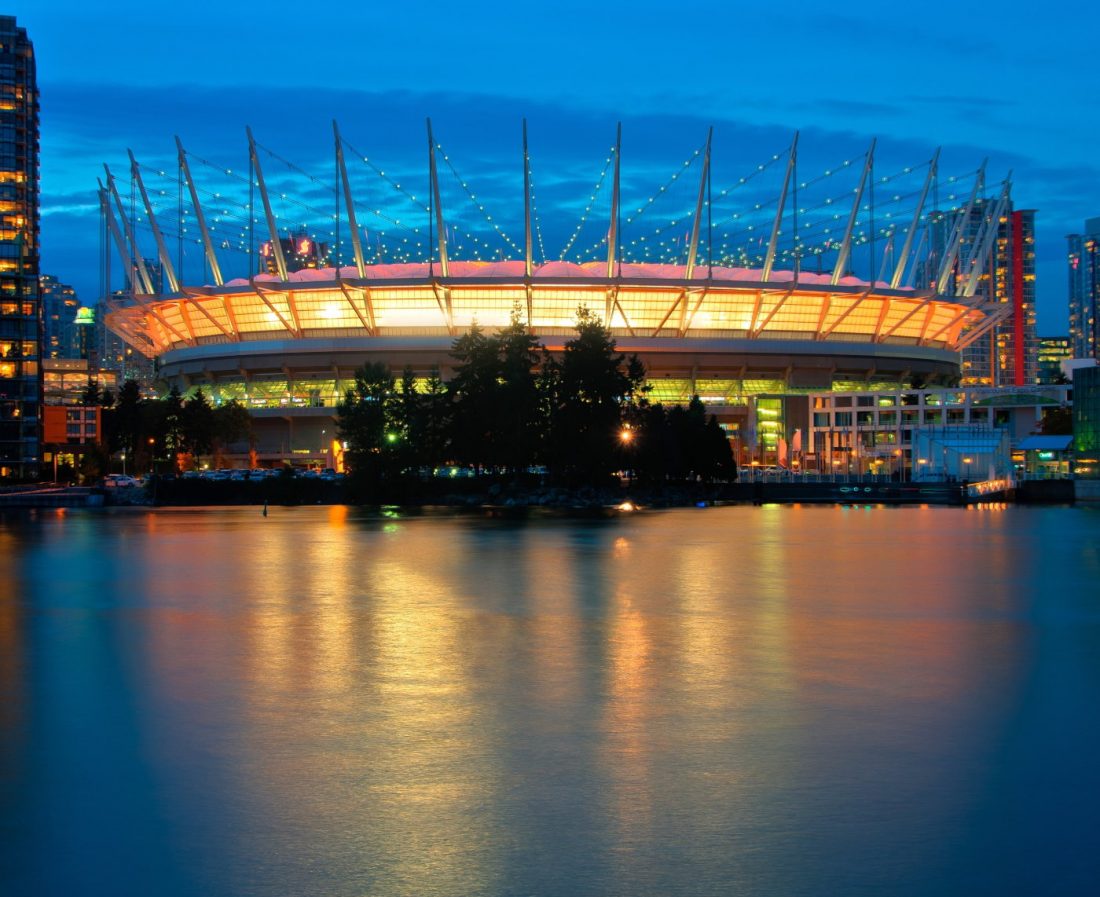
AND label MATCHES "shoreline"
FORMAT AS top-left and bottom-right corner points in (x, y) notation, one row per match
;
(2, 476), (1058, 510)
